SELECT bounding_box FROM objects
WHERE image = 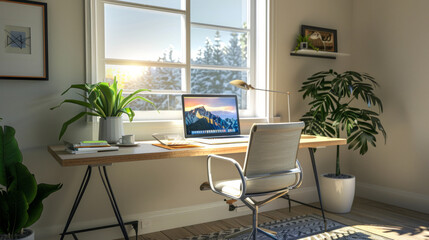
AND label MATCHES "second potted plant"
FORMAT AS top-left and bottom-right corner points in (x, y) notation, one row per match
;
(300, 69), (386, 213)
(0, 125), (62, 240)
